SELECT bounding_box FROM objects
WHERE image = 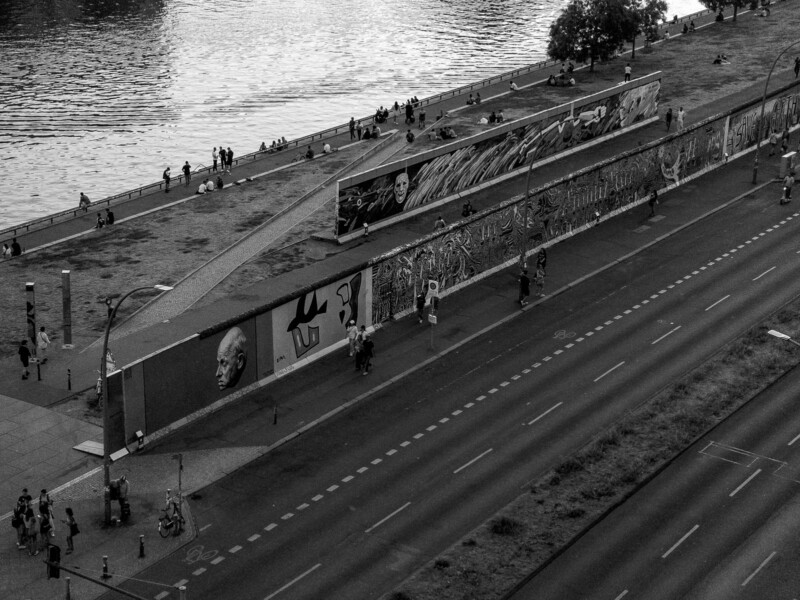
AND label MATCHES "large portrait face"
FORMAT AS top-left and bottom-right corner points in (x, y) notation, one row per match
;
(216, 327), (248, 390)
(394, 172), (410, 205)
